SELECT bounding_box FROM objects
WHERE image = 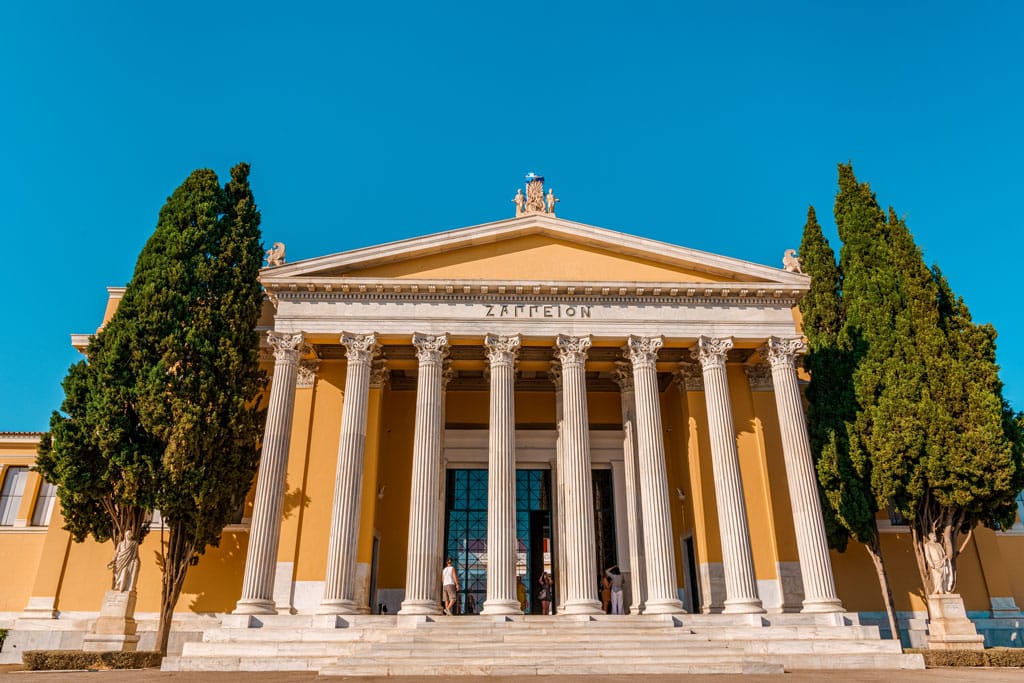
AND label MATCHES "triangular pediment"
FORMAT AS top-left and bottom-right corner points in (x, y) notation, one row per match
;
(262, 215), (807, 288)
